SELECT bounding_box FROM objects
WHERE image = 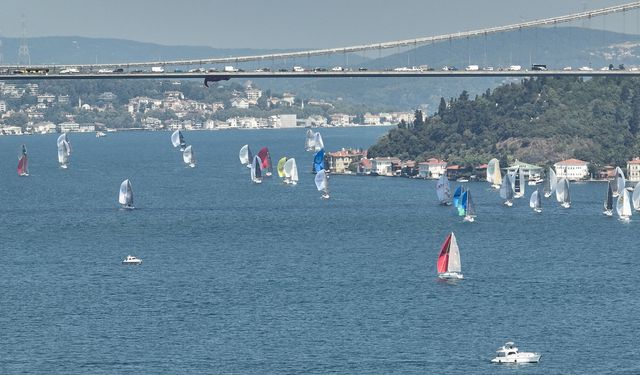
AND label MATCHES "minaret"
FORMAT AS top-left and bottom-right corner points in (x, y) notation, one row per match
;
(17, 15), (30, 66)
